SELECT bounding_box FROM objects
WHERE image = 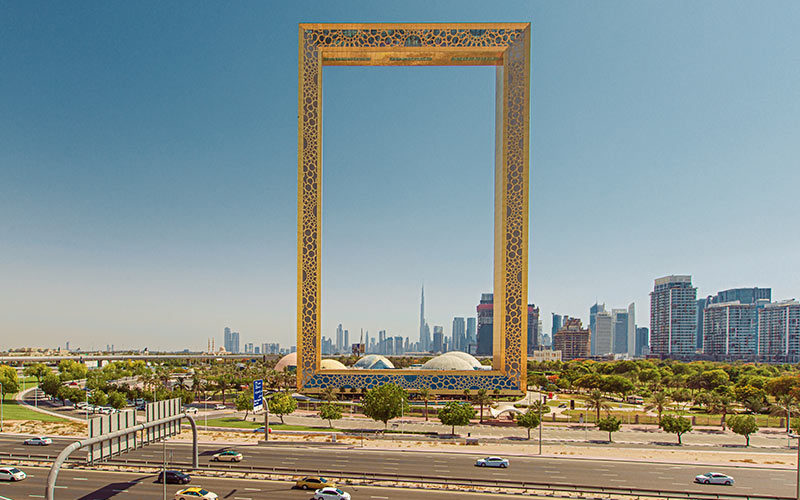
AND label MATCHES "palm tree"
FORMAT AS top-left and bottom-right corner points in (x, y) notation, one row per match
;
(322, 386), (338, 403)
(770, 394), (797, 432)
(418, 387), (432, 421)
(215, 374), (234, 405)
(585, 389), (611, 422)
(473, 389), (493, 423)
(645, 391), (671, 425)
(709, 394), (734, 430)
